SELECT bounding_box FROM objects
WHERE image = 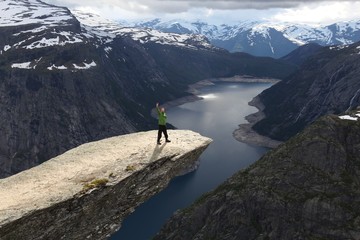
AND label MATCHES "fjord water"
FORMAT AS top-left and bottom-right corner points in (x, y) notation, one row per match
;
(111, 82), (272, 240)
